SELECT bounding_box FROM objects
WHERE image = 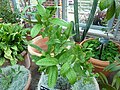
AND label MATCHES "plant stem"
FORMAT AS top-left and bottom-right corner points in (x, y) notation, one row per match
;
(80, 0), (99, 42)
(74, 0), (80, 42)
(99, 44), (103, 60)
